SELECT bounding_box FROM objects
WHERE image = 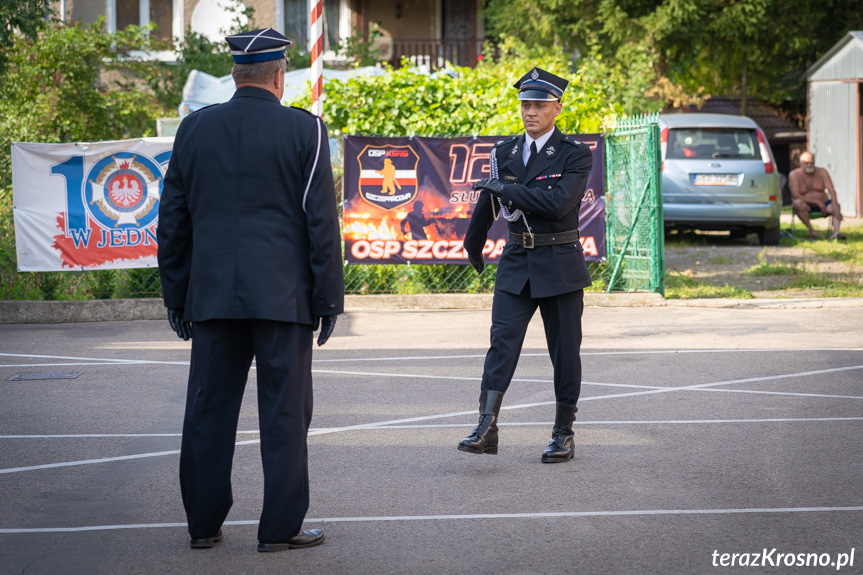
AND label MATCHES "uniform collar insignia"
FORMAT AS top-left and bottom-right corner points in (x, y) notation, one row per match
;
(511, 145), (518, 155)
(546, 146), (555, 156)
